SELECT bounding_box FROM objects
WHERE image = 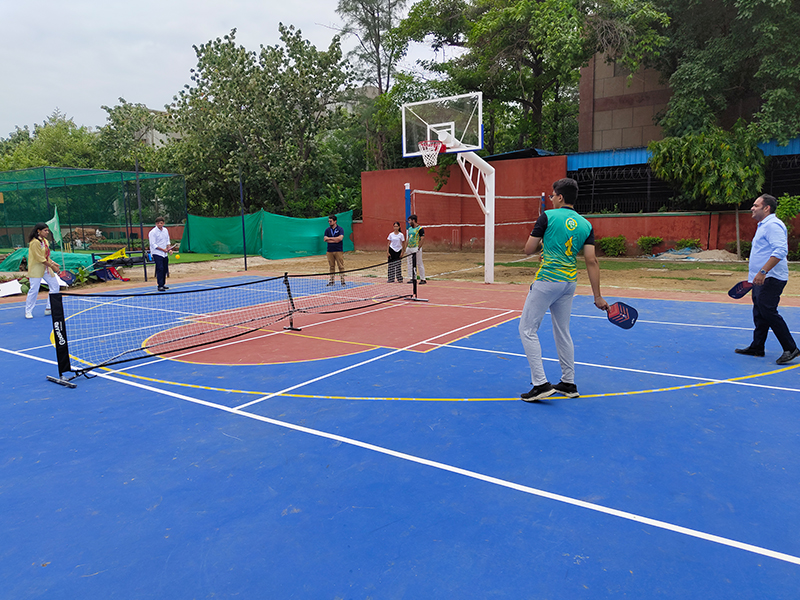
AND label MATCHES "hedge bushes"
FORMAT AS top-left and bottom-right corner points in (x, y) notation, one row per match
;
(597, 235), (627, 257)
